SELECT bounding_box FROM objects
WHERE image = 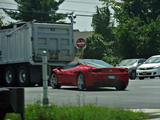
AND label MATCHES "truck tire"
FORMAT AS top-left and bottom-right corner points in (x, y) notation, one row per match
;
(0, 69), (4, 85)
(4, 67), (16, 86)
(17, 66), (30, 87)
